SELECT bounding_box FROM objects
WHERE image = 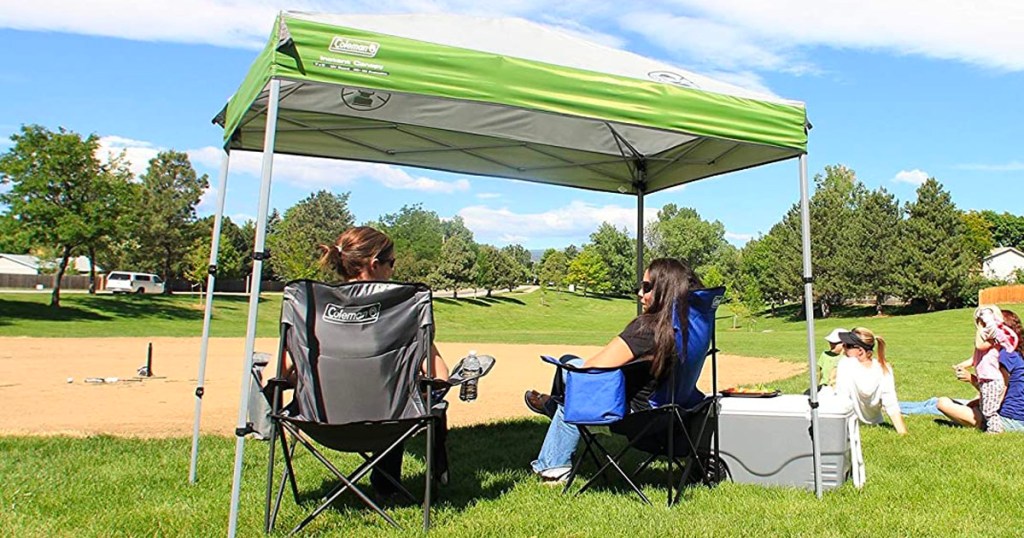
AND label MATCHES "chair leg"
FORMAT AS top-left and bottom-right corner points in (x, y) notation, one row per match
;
(574, 434), (652, 506)
(288, 442), (400, 534)
(279, 432), (300, 503)
(423, 419), (434, 532)
(359, 452), (416, 503)
(270, 441), (298, 532)
(264, 421), (279, 534)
